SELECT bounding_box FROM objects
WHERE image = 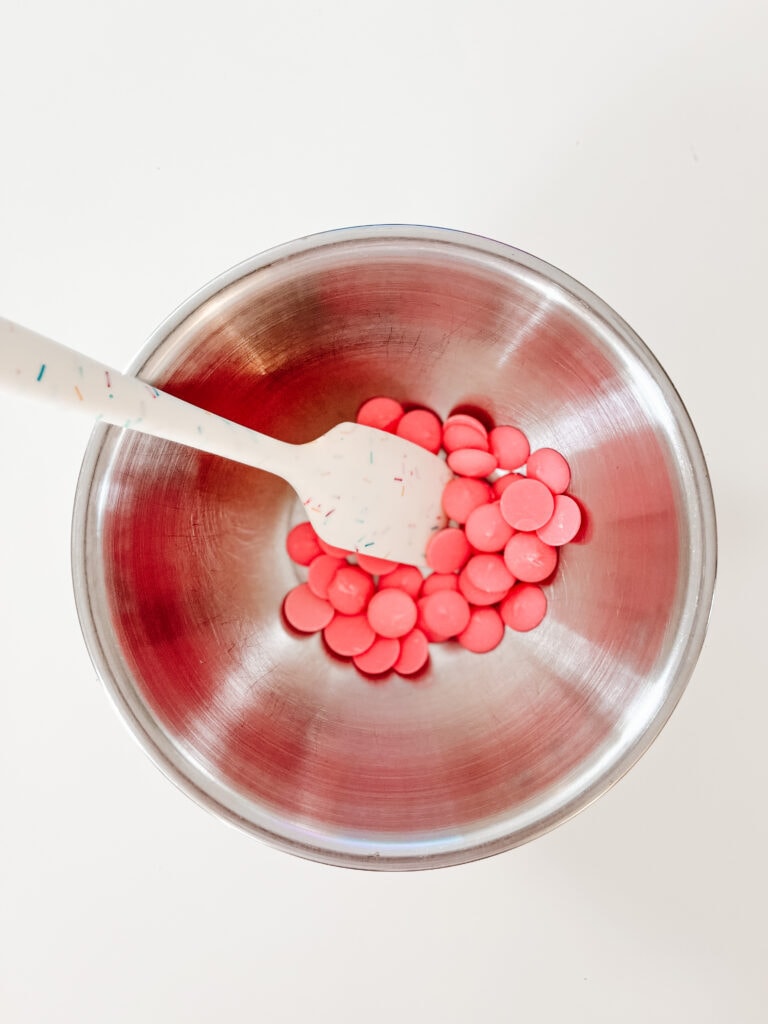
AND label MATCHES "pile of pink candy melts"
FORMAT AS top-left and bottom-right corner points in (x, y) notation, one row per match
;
(282, 396), (582, 677)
